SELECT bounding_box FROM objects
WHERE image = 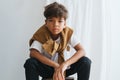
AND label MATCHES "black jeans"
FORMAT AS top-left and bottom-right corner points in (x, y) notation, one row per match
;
(24, 56), (91, 80)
